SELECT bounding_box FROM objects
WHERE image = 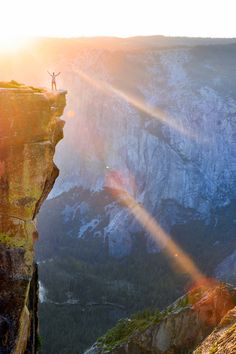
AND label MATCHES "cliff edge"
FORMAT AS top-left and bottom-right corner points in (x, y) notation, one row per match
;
(86, 283), (236, 354)
(0, 87), (66, 353)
